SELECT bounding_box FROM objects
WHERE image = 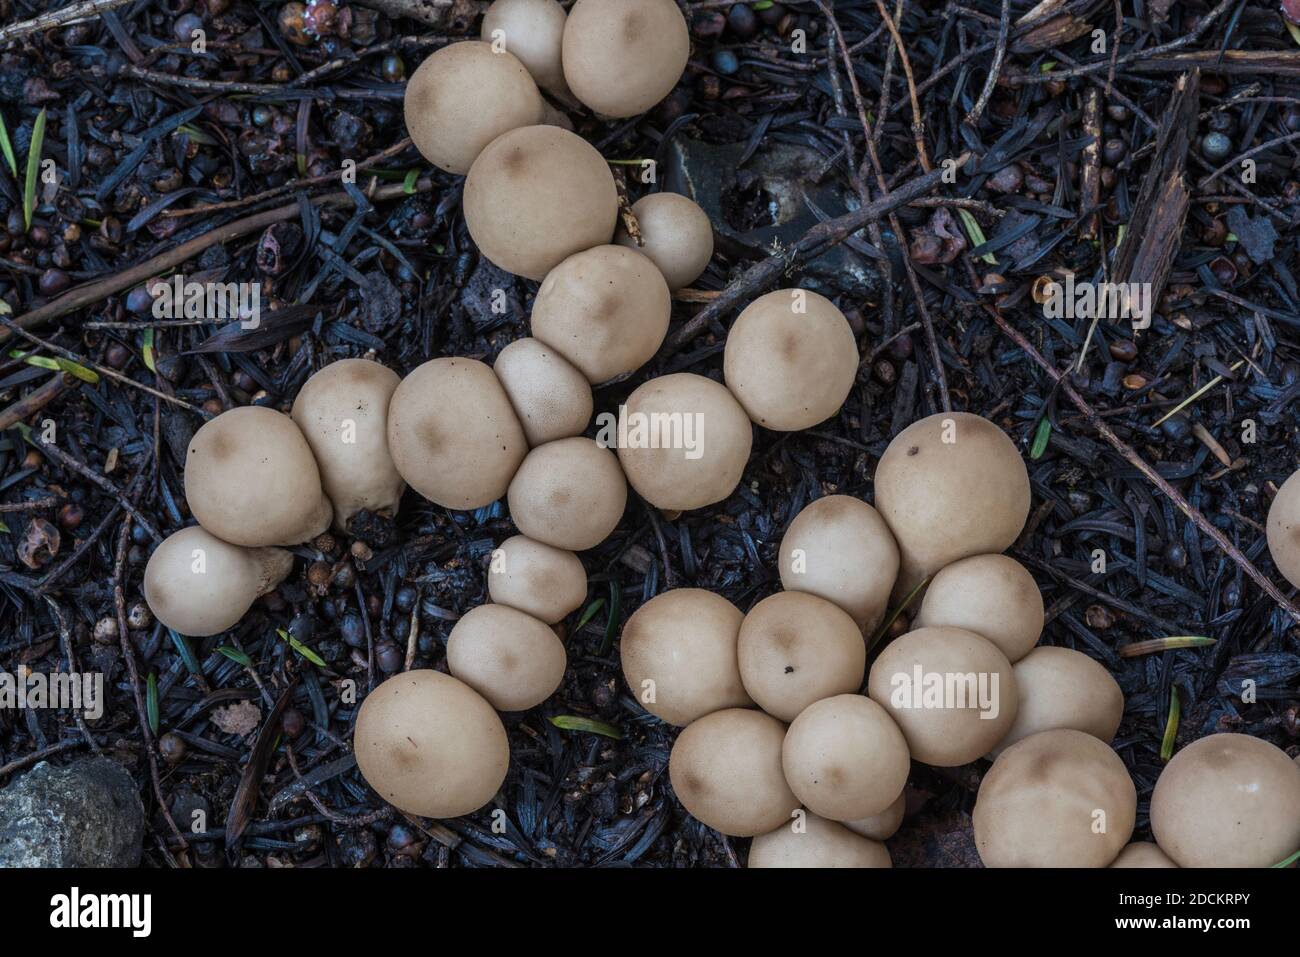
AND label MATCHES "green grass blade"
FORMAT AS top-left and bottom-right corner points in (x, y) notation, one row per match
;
(1159, 686), (1180, 762)
(0, 110), (16, 178)
(216, 645), (253, 667)
(1030, 416), (1052, 460)
(278, 627), (326, 667)
(23, 108), (46, 232)
(549, 715), (622, 739)
(146, 672), (160, 736)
